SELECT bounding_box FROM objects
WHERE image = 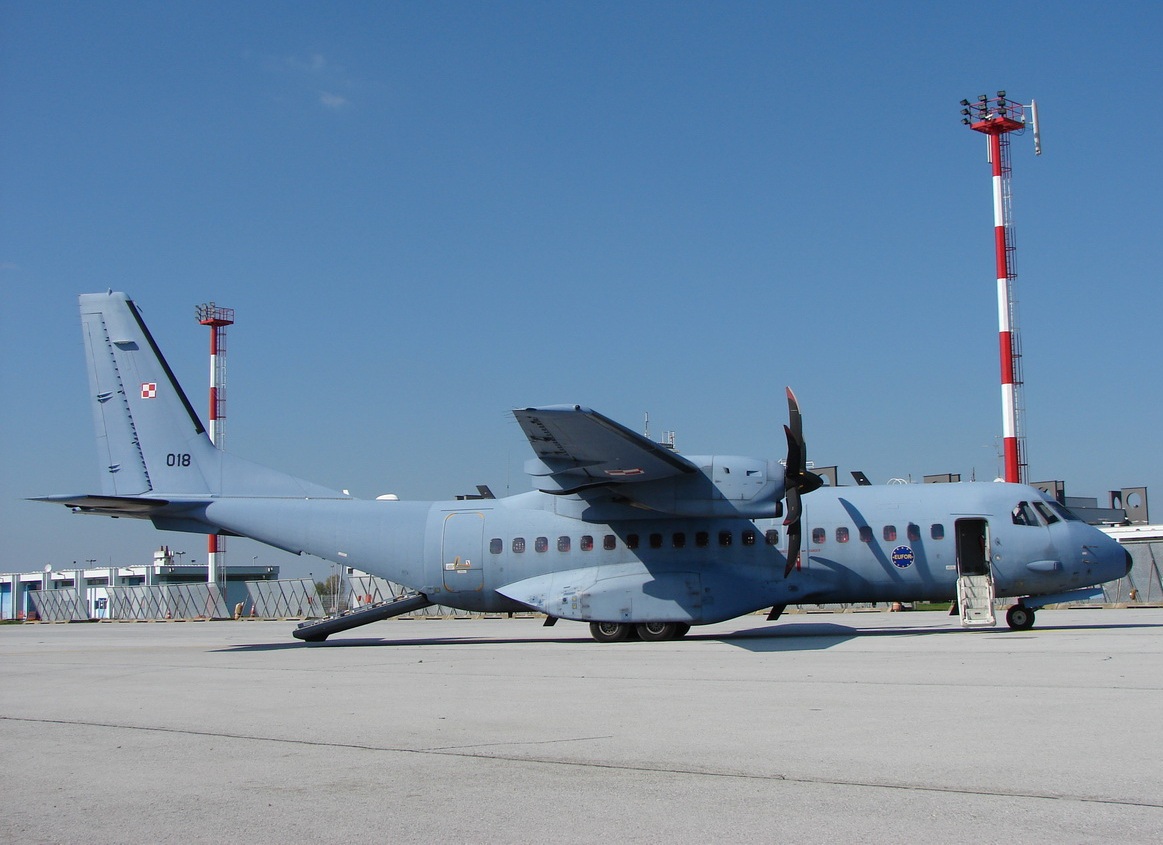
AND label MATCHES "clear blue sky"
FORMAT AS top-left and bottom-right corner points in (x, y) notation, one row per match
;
(2, 1), (1159, 577)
